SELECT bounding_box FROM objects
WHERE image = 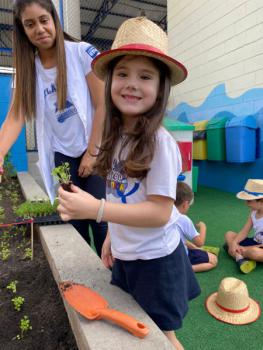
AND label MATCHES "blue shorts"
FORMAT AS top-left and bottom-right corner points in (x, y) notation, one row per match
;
(239, 238), (262, 247)
(188, 249), (209, 265)
(111, 240), (201, 331)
